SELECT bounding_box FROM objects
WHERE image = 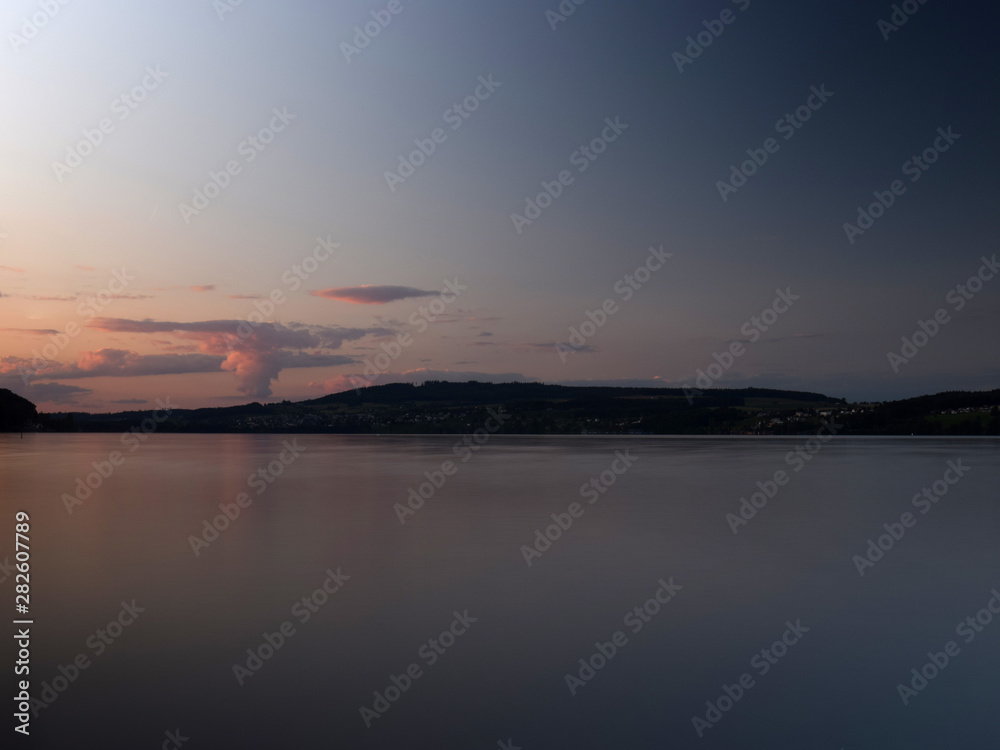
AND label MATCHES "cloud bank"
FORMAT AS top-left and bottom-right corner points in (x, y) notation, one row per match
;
(0, 318), (392, 399)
